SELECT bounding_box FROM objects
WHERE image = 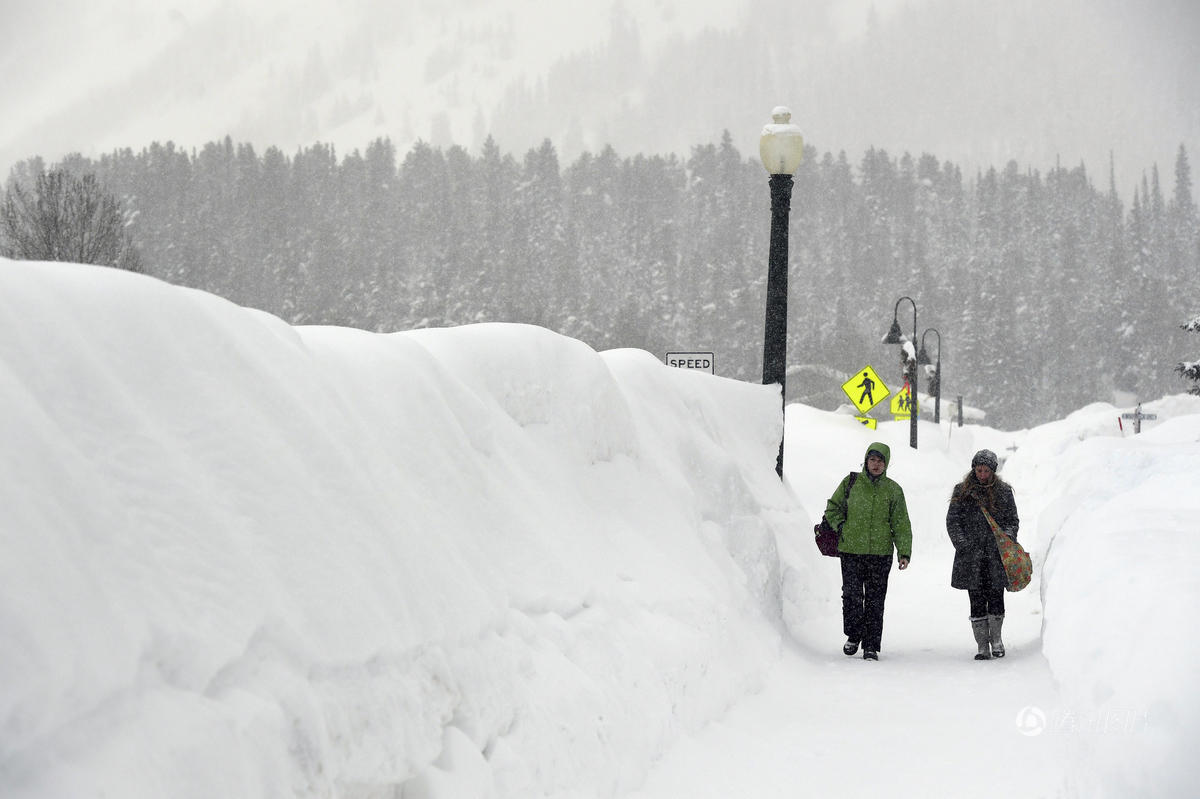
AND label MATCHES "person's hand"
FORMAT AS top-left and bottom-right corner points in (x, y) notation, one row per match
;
(898, 556), (910, 570)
